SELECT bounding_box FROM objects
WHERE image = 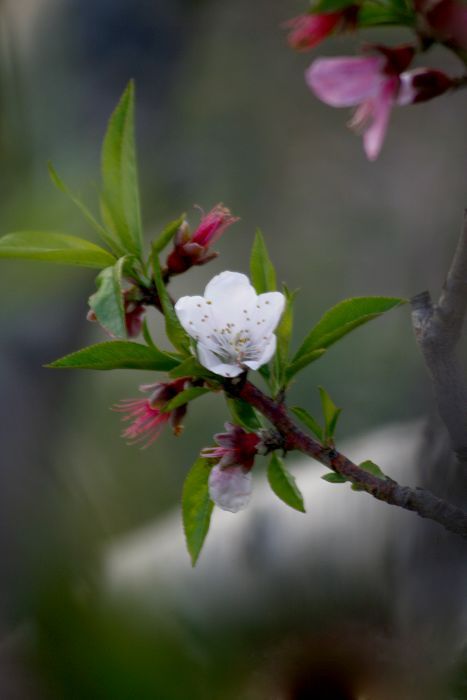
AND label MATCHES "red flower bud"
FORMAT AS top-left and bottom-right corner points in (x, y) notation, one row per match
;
(398, 68), (453, 104)
(284, 7), (359, 51)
